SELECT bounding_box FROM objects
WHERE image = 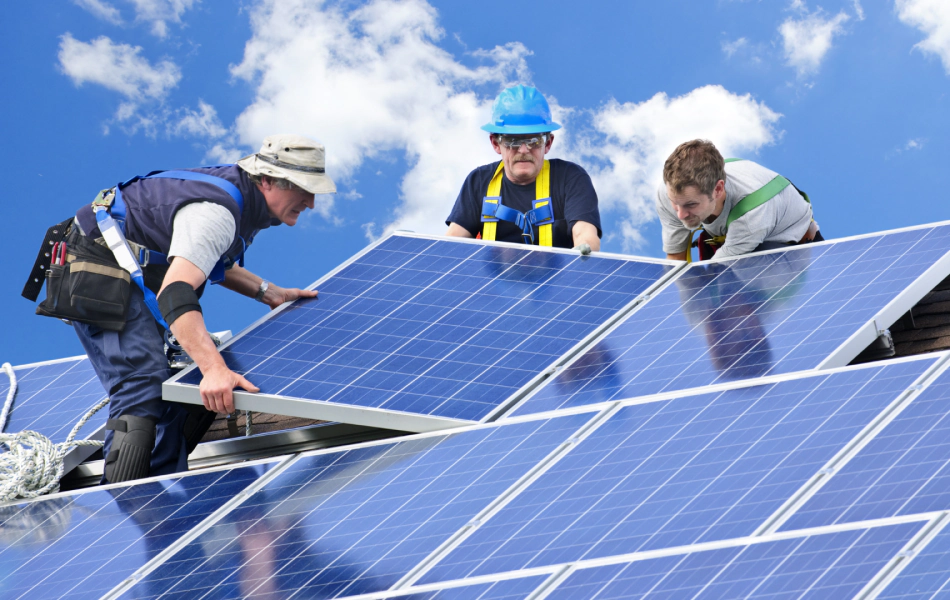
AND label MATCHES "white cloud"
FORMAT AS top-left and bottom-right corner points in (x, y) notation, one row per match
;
(229, 0), (529, 239)
(896, 0), (950, 74)
(569, 86), (782, 250)
(63, 0), (783, 249)
(72, 0), (123, 24)
(58, 33), (180, 100)
(853, 0), (865, 20)
(172, 100), (227, 138)
(779, 3), (851, 77)
(223, 0), (782, 248)
(57, 33), (221, 137)
(127, 0), (197, 38)
(722, 37), (749, 58)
